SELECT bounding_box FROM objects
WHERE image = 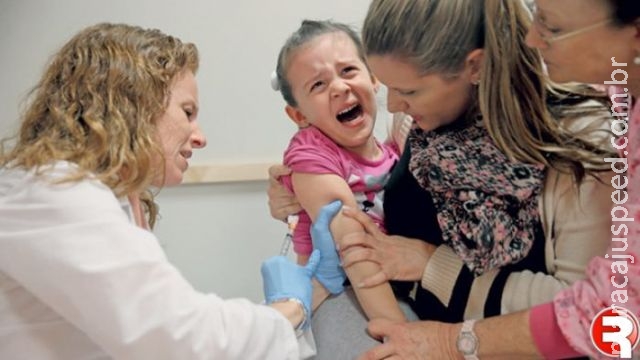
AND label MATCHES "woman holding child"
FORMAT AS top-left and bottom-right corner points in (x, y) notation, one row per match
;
(269, 0), (620, 358)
